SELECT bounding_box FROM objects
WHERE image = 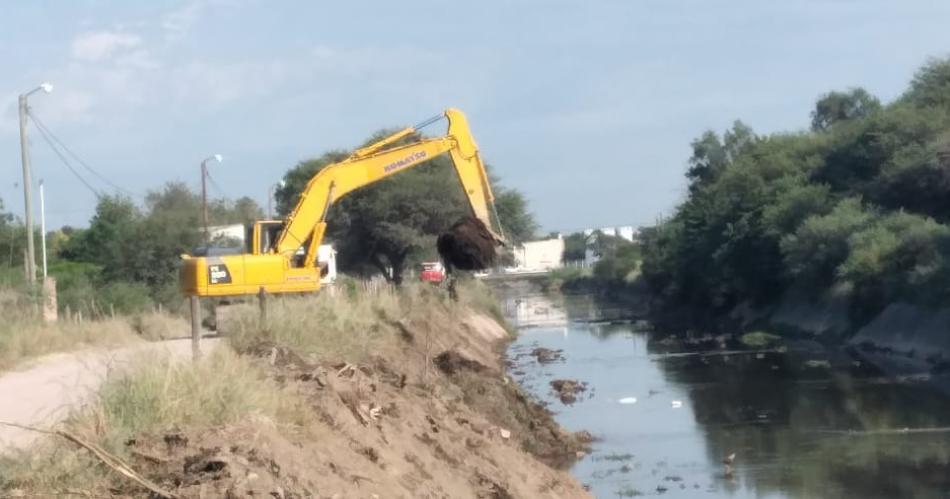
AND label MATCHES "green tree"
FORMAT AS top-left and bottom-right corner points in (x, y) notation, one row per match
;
(810, 88), (881, 131)
(686, 121), (756, 192)
(905, 57), (950, 108)
(493, 188), (536, 243)
(780, 198), (875, 287)
(562, 232), (588, 262)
